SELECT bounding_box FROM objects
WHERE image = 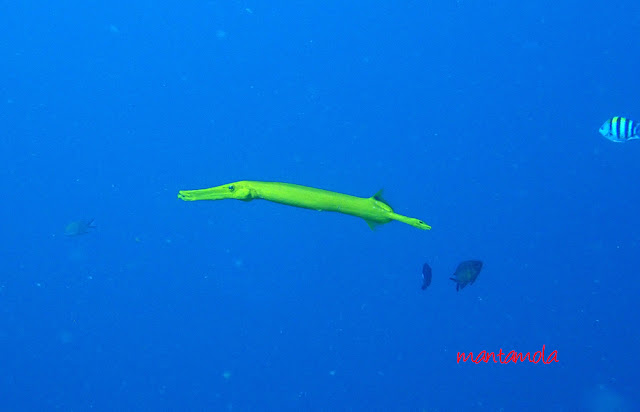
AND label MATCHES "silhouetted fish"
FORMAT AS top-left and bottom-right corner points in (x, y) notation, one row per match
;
(64, 219), (96, 236)
(450, 260), (482, 292)
(421, 263), (432, 290)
